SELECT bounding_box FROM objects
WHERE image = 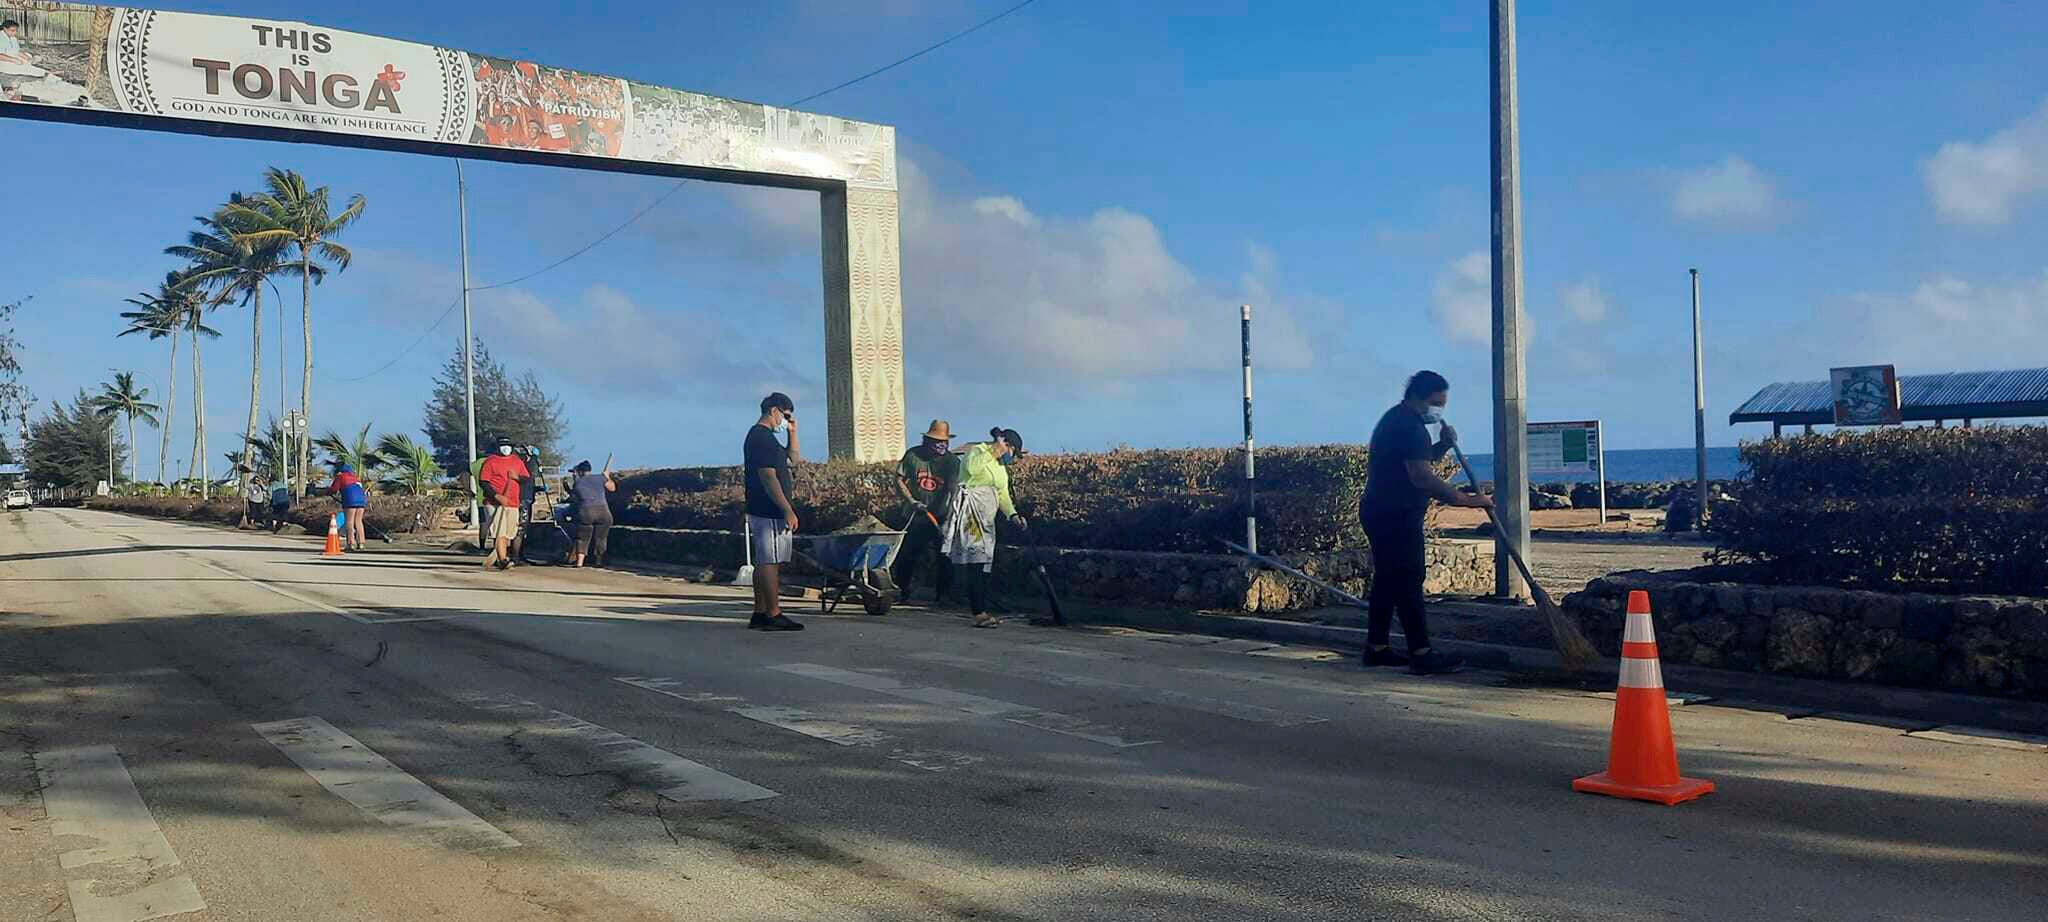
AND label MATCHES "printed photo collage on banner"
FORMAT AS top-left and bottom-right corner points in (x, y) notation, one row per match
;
(1, 2), (896, 190)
